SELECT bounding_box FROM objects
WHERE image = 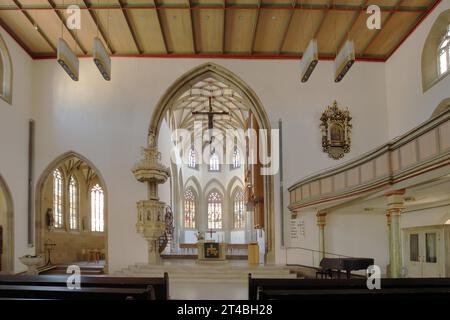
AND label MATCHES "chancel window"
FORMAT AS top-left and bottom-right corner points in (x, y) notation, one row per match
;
(184, 188), (196, 229)
(188, 148), (197, 169)
(209, 151), (220, 171)
(207, 192), (222, 229)
(231, 147), (241, 169)
(233, 190), (245, 229)
(438, 26), (450, 75)
(91, 184), (104, 232)
(69, 176), (78, 230)
(53, 169), (63, 228)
